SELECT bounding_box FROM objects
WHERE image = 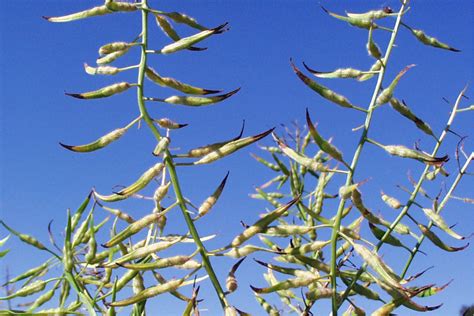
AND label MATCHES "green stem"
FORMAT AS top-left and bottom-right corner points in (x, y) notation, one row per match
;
(329, 2), (408, 314)
(136, 1), (228, 309)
